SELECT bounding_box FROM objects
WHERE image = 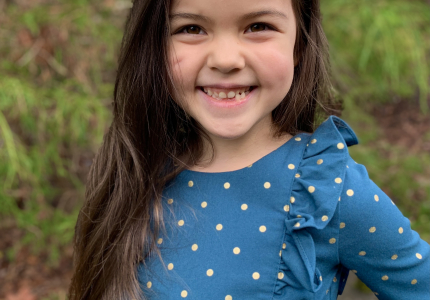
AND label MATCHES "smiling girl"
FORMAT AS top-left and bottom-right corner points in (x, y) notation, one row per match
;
(69, 0), (430, 299)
